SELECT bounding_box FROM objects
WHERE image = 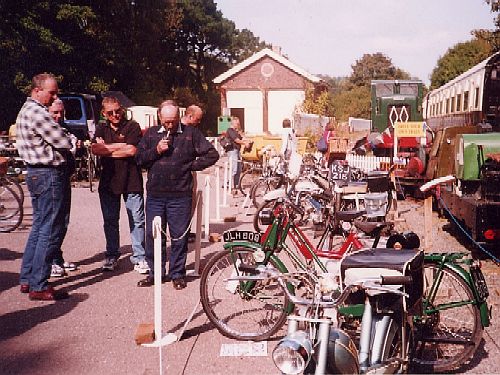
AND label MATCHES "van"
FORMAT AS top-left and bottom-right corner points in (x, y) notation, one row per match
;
(59, 93), (101, 140)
